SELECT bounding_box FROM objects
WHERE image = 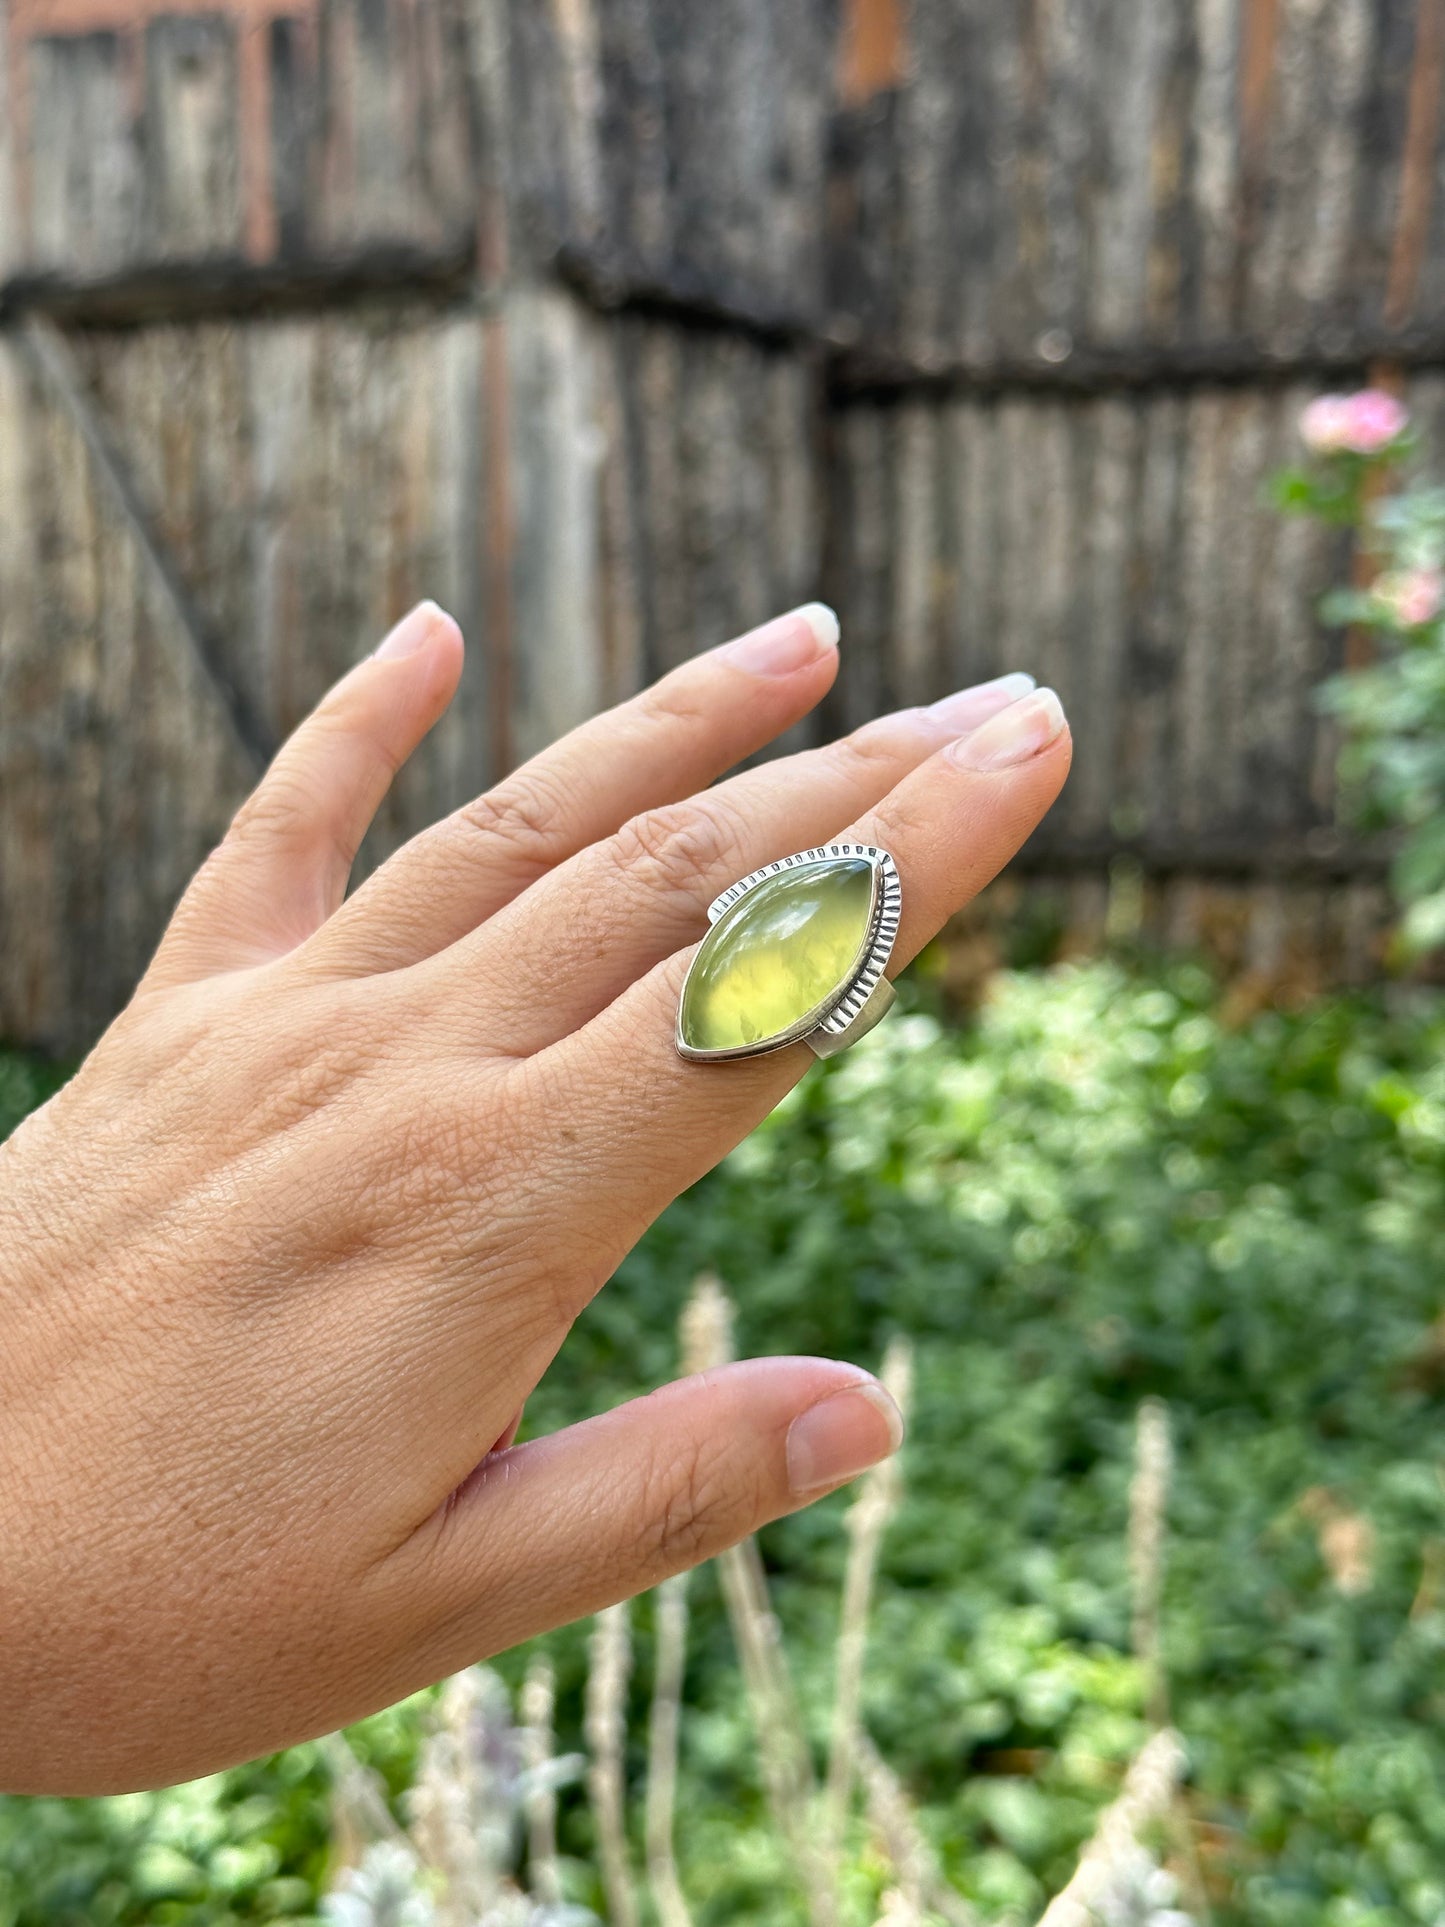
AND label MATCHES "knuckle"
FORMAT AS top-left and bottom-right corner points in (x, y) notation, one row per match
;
(226, 765), (357, 904)
(174, 839), (233, 917)
(834, 713), (924, 778)
(633, 666), (710, 734)
(454, 773), (571, 877)
(874, 786), (934, 849)
(228, 767), (318, 850)
(609, 800), (746, 906)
